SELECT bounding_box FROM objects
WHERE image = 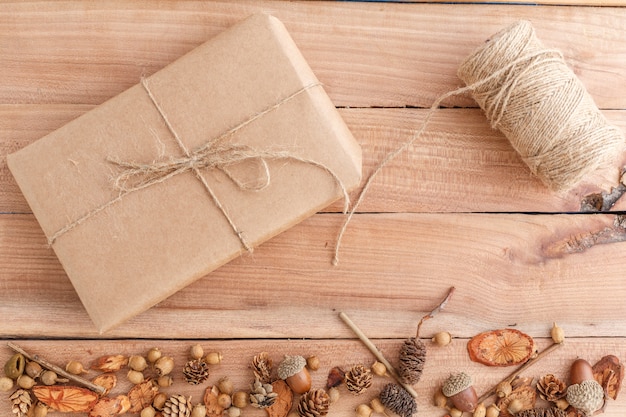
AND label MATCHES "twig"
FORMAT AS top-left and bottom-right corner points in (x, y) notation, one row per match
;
(477, 341), (563, 404)
(416, 286), (456, 338)
(339, 312), (419, 399)
(7, 342), (106, 395)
